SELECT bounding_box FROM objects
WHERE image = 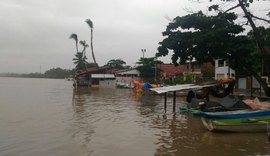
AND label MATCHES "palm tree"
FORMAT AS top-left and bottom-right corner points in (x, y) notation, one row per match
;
(79, 40), (89, 57)
(79, 40), (89, 70)
(69, 33), (79, 53)
(73, 52), (88, 71)
(85, 19), (98, 67)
